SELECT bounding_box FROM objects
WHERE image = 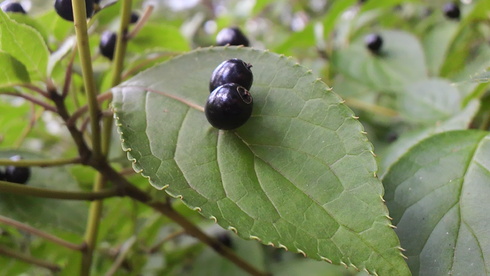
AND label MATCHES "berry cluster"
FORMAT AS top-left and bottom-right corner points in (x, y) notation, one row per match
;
(0, 155), (31, 185)
(205, 59), (254, 130)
